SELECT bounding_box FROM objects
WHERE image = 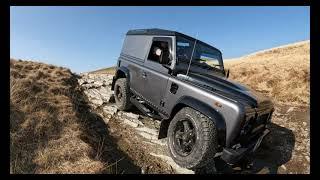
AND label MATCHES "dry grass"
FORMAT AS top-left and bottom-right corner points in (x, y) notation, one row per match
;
(10, 59), (115, 173)
(89, 66), (116, 75)
(224, 40), (310, 106)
